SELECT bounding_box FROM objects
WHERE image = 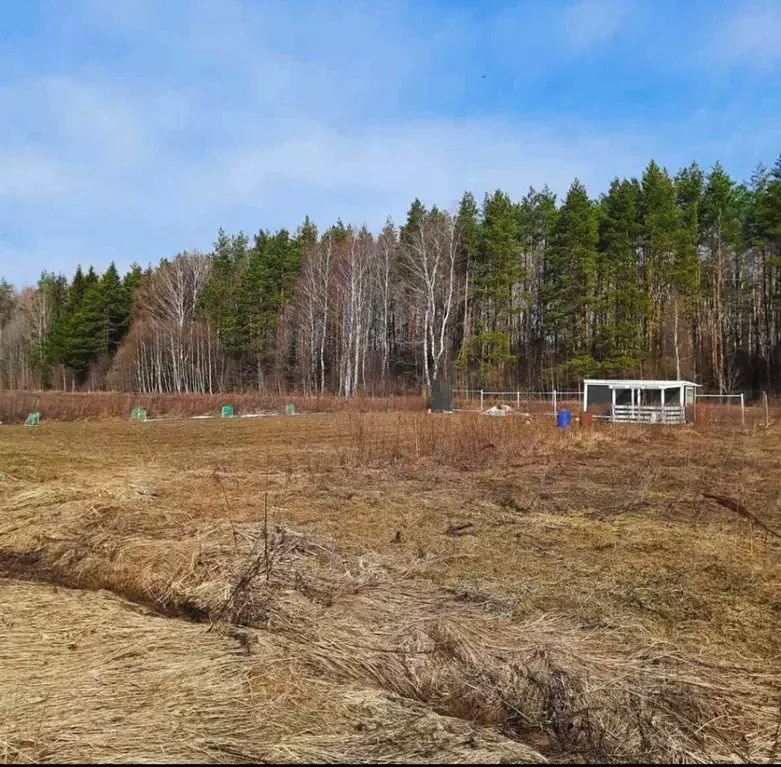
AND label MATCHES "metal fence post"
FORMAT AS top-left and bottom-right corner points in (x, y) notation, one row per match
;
(516, 390), (520, 410)
(480, 389), (484, 413)
(741, 392), (745, 427)
(553, 389), (557, 418)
